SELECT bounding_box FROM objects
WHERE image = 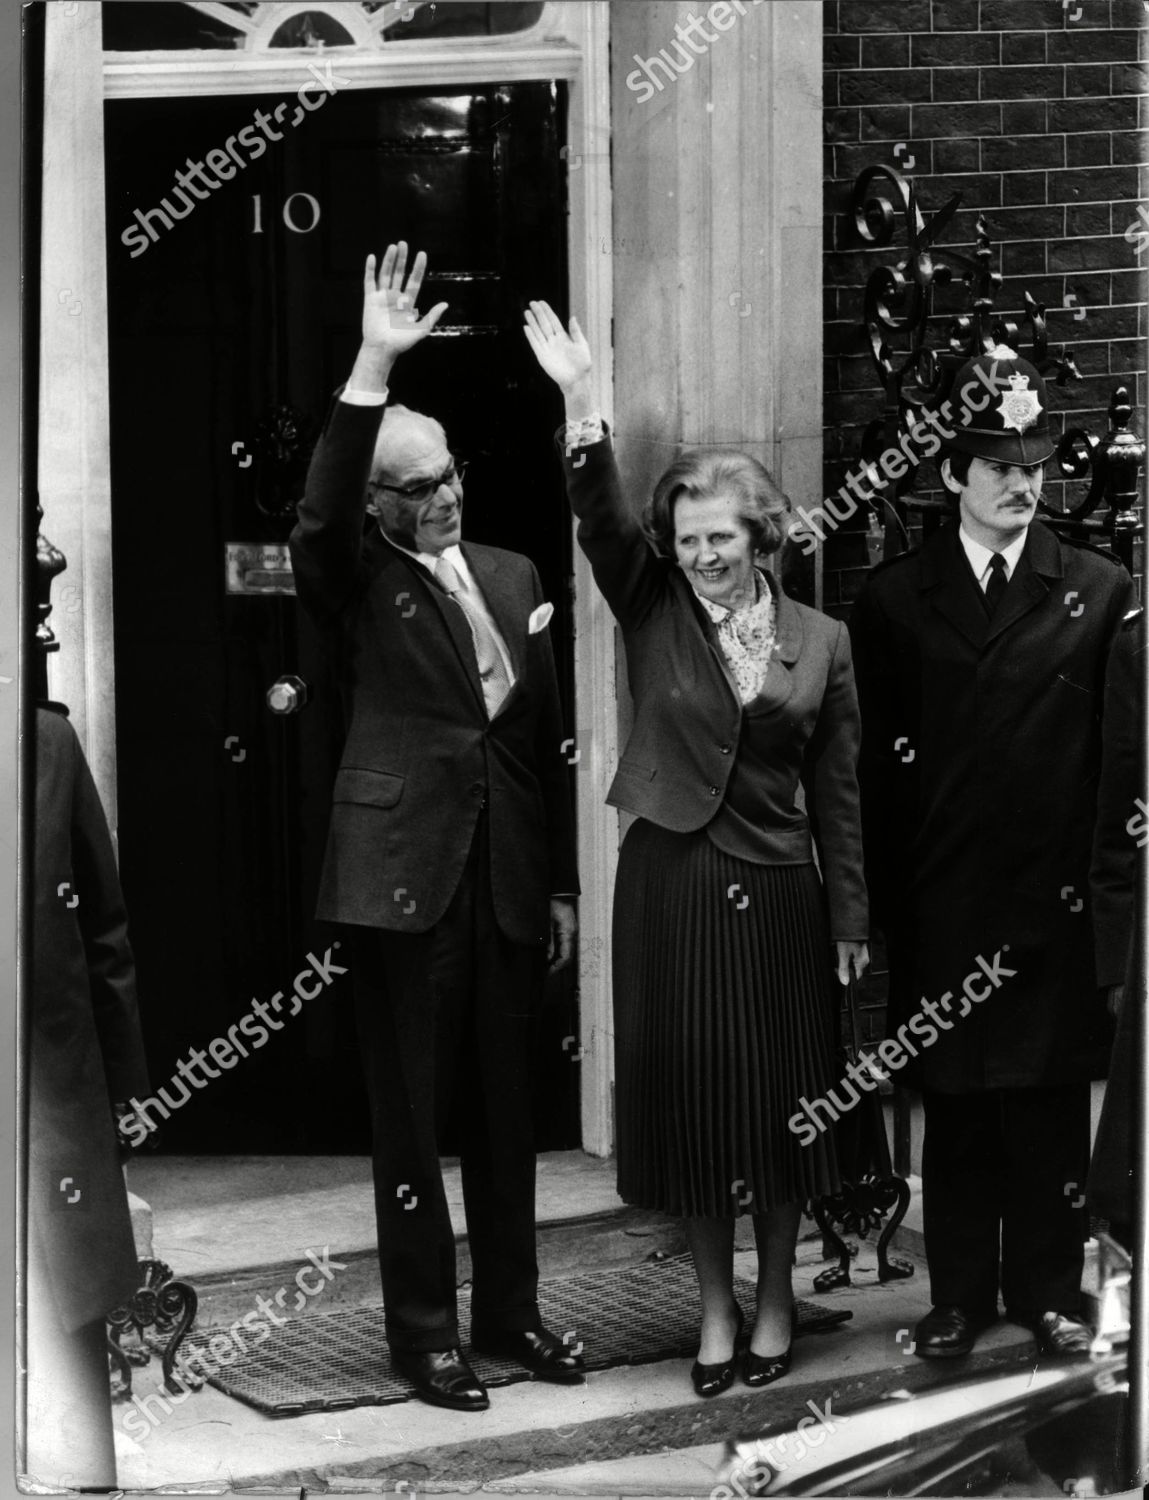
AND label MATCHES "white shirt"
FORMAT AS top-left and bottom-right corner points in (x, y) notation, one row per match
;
(340, 386), (516, 687)
(389, 543), (518, 693)
(959, 525), (1027, 592)
(341, 385), (388, 407)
